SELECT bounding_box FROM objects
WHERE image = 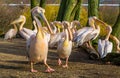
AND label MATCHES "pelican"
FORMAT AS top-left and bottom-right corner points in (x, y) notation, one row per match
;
(57, 21), (73, 68)
(98, 26), (113, 58)
(32, 7), (67, 48)
(26, 6), (54, 73)
(73, 16), (102, 47)
(53, 21), (62, 33)
(110, 35), (120, 53)
(70, 20), (81, 35)
(49, 21), (65, 48)
(11, 15), (35, 40)
(50, 22), (57, 34)
(4, 24), (17, 40)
